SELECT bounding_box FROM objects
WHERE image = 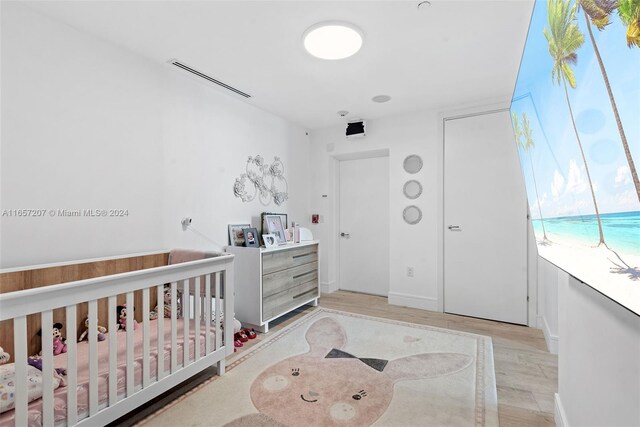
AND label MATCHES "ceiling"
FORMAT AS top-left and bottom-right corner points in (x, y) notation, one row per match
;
(24, 0), (534, 130)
